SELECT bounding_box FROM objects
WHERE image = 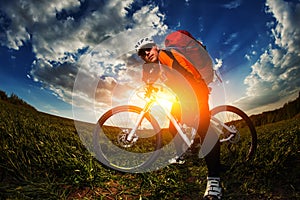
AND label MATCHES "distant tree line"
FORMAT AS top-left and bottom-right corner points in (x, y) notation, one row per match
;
(250, 92), (300, 126)
(0, 89), (299, 126)
(0, 90), (36, 111)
